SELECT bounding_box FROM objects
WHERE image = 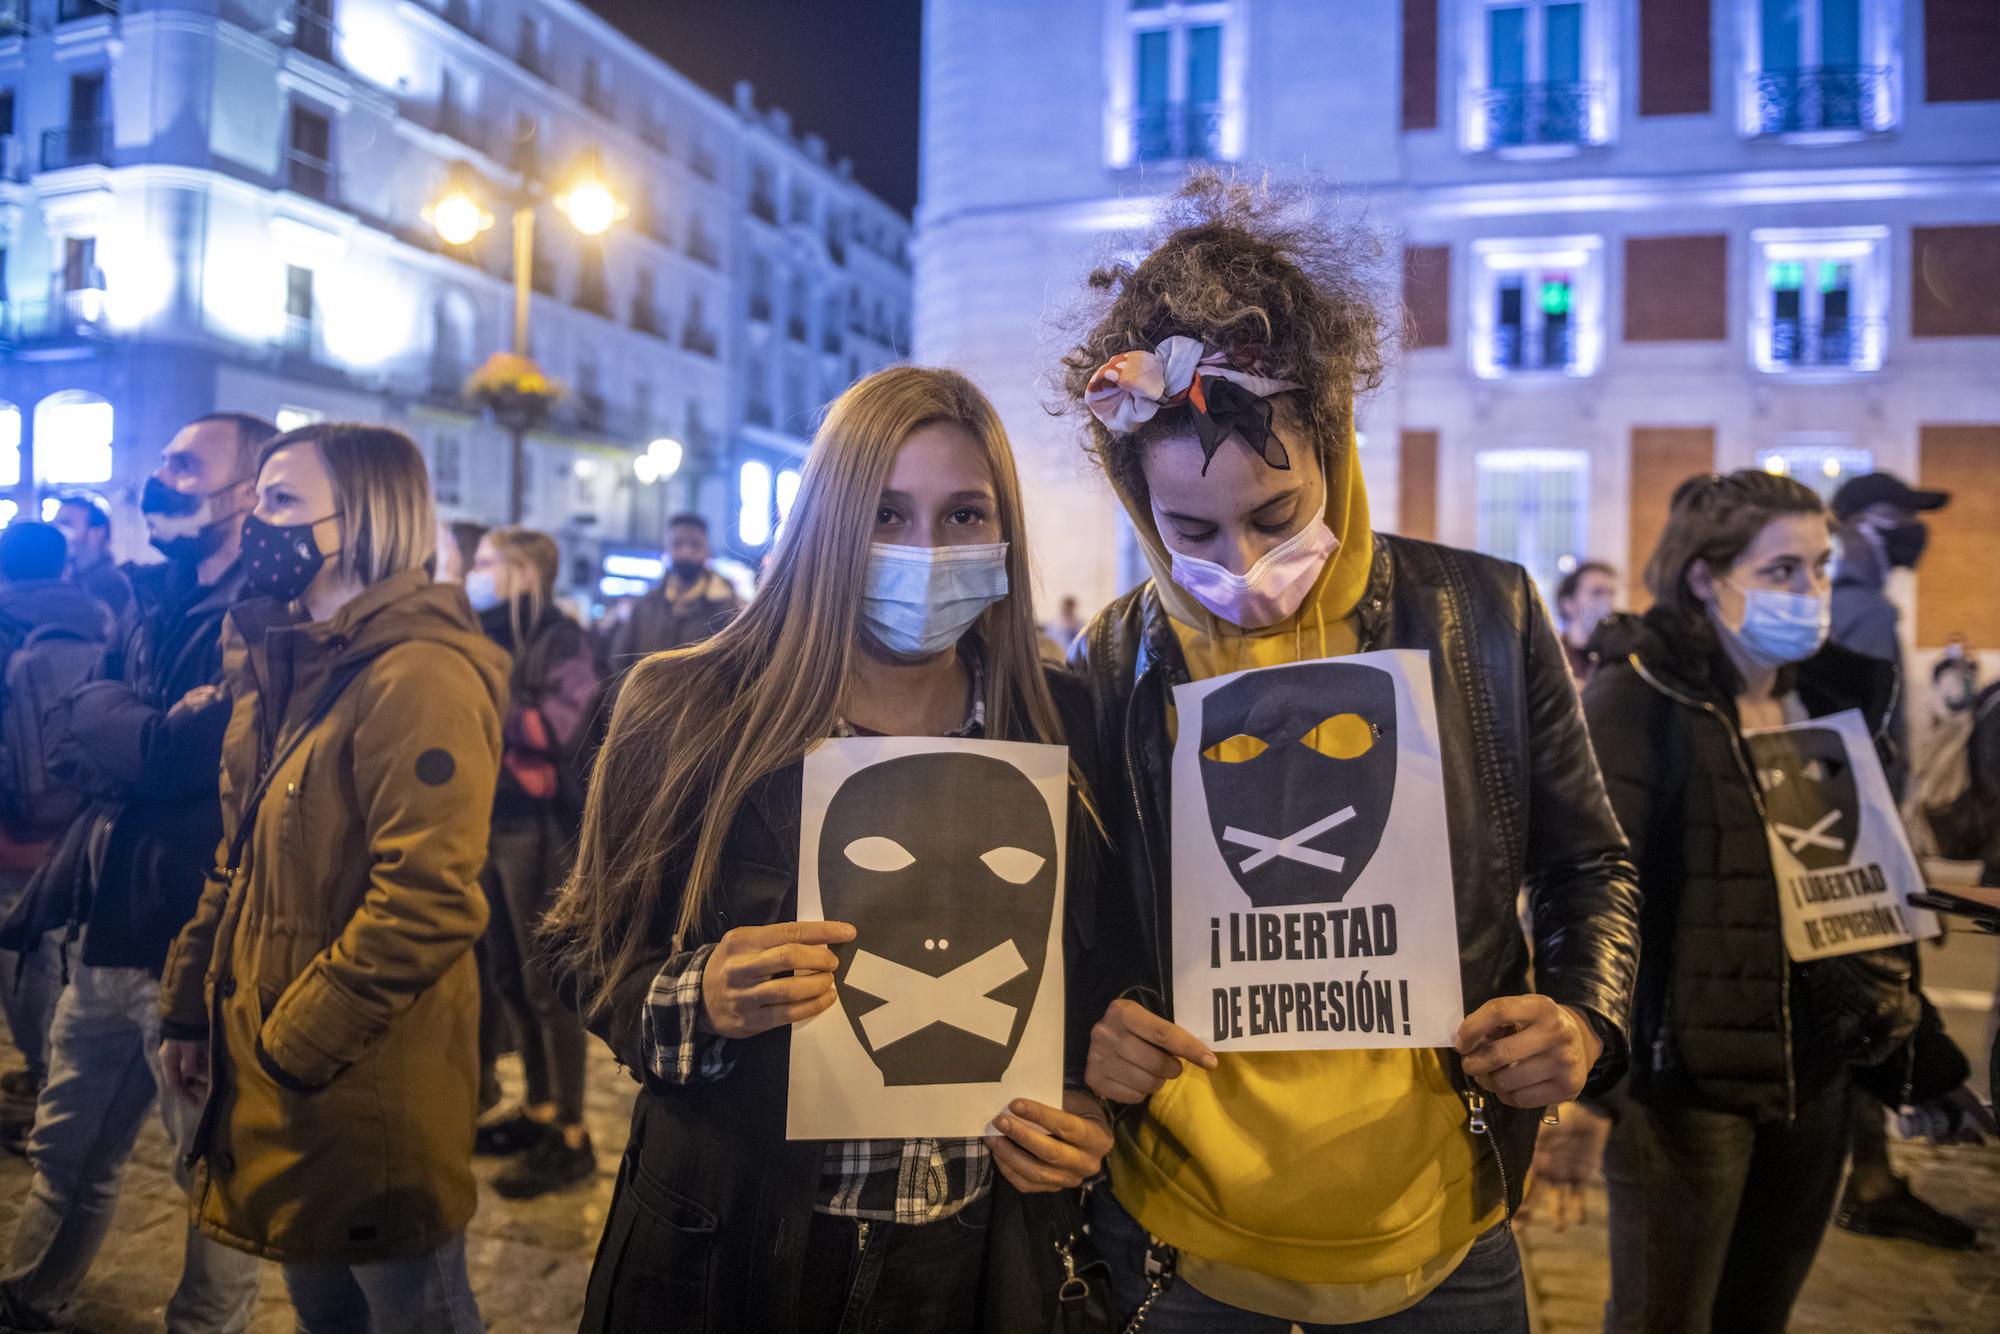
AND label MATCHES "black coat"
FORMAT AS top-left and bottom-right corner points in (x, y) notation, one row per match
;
(554, 667), (1106, 1332)
(1067, 533), (1642, 1220)
(36, 561), (244, 970)
(1581, 608), (1899, 1122)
